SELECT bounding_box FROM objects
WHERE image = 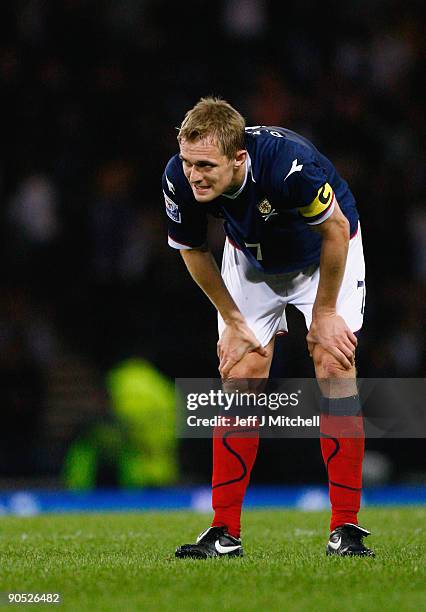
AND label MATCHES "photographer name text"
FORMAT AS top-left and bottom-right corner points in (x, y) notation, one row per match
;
(186, 415), (320, 427)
